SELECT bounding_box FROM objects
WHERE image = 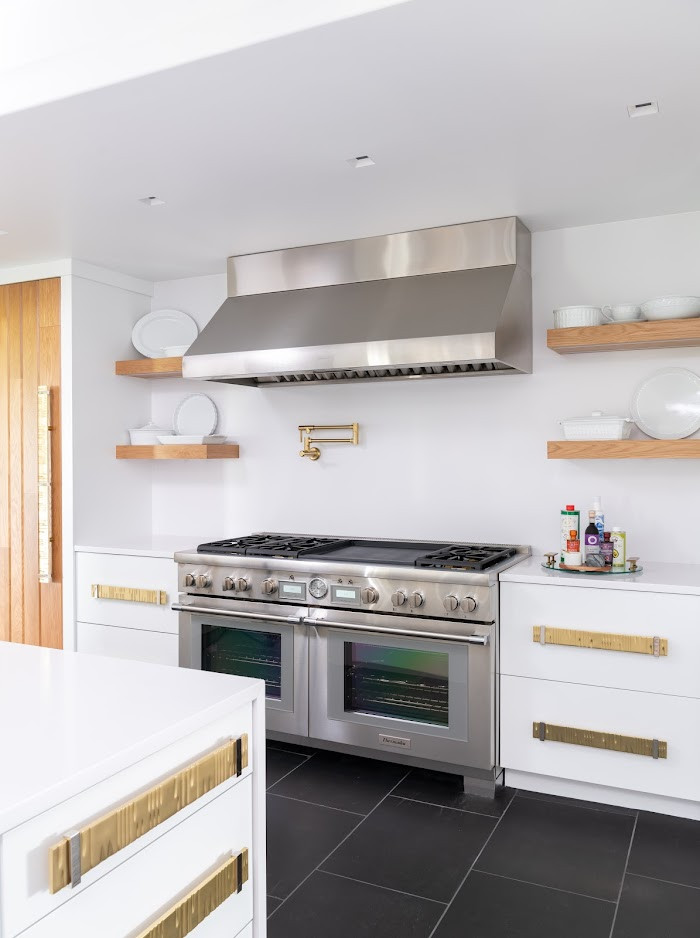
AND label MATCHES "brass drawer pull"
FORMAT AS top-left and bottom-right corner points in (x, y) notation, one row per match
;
(134, 849), (249, 938)
(91, 584), (168, 605)
(533, 625), (668, 657)
(533, 721), (667, 759)
(49, 735), (248, 893)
